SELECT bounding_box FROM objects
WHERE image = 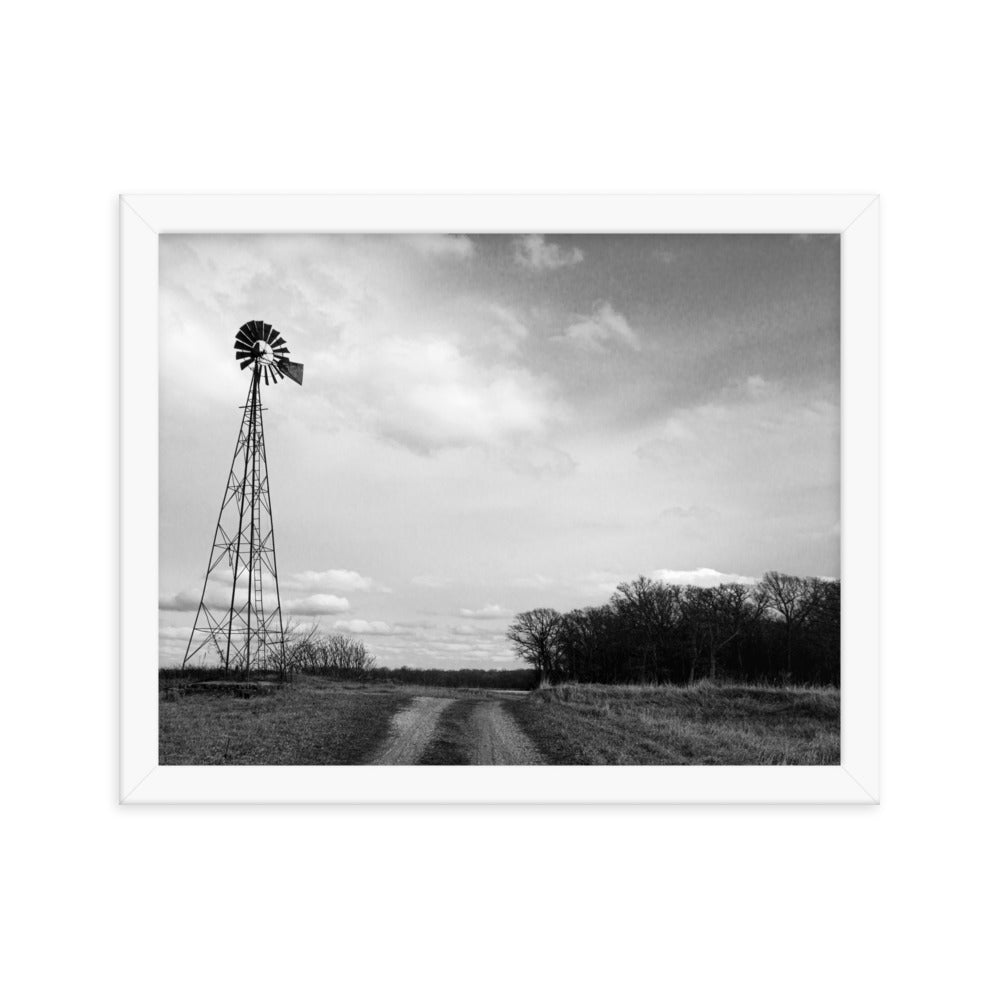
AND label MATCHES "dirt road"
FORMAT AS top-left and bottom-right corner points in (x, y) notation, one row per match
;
(370, 695), (542, 765)
(370, 696), (453, 764)
(468, 701), (543, 765)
